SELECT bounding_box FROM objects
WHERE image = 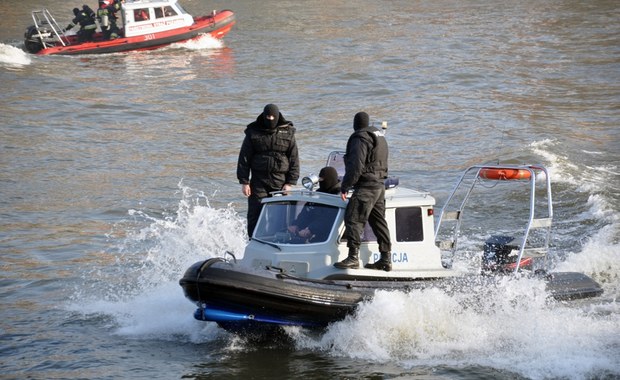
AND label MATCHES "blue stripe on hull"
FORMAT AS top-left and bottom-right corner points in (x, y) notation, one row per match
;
(194, 307), (324, 327)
